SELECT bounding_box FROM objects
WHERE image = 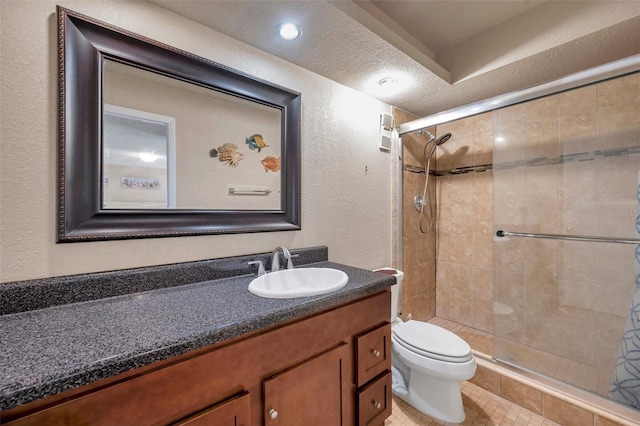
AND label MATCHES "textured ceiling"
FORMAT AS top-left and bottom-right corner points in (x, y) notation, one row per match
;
(151, 0), (640, 117)
(365, 1), (546, 58)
